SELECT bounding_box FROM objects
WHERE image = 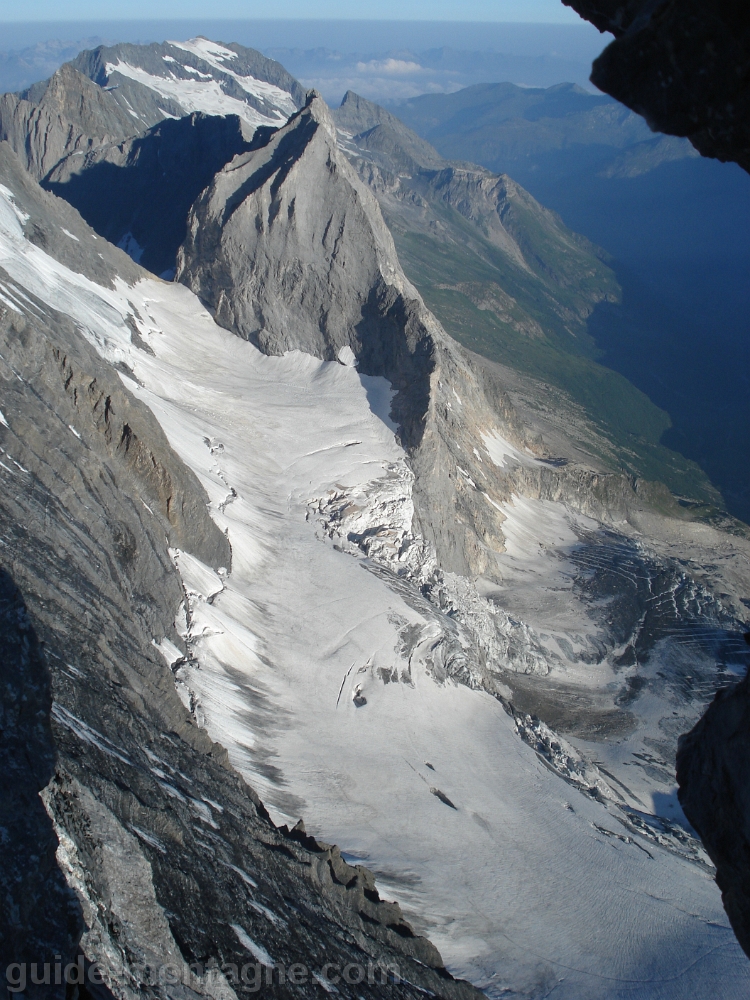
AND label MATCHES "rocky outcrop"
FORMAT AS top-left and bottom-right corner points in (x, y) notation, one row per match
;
(0, 63), (138, 180)
(0, 142), (482, 1000)
(677, 639), (750, 959)
(563, 0), (750, 173)
(46, 112), (256, 275)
